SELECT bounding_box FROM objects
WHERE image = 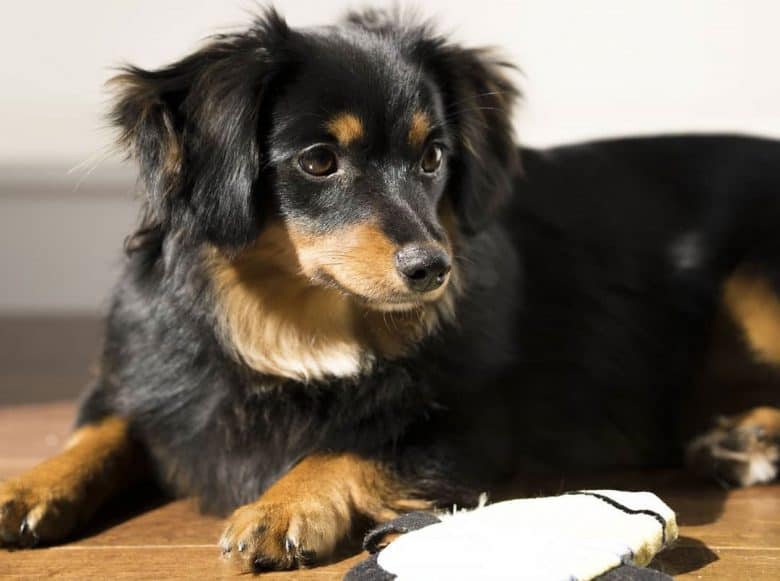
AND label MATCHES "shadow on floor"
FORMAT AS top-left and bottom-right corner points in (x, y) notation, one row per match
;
(69, 483), (172, 543)
(650, 536), (719, 576)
